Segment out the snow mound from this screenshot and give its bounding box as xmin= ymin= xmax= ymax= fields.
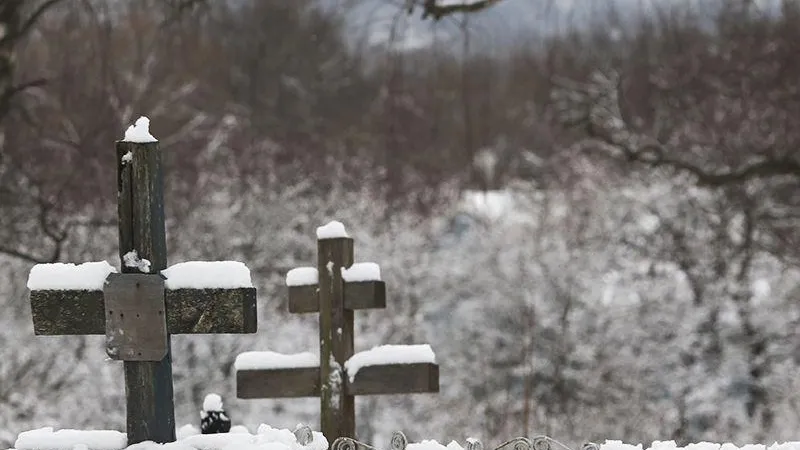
xmin=341 ymin=263 xmax=381 ymax=282
xmin=202 ymin=394 xmax=223 ymax=412
xmin=176 ymin=425 xmax=200 ymax=440
xmin=234 ymin=351 xmax=318 ymax=371
xmin=286 ymin=267 xmax=318 ymax=287
xmin=161 ymin=261 xmax=253 ymax=289
xmin=344 ymin=344 xmax=436 ymax=381
xmin=122 ymin=116 xmax=158 ymax=143
xmin=27 ymin=262 xmax=117 ymax=291
xmin=316 ymin=221 xmax=348 ymax=239
xmin=13 ymin=427 xmax=127 ymax=450
xmin=408 ymin=440 xmax=464 ymax=450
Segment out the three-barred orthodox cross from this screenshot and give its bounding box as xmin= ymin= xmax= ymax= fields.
xmin=236 ymin=221 xmax=439 ymax=445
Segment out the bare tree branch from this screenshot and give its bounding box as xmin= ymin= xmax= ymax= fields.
xmin=0 ymin=0 xmax=65 ymax=47
xmin=407 ymin=0 xmax=505 ymax=21
xmin=553 ymin=72 xmax=800 ymax=188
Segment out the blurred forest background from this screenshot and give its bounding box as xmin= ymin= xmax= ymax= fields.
xmin=1 ymin=0 xmax=799 ymax=448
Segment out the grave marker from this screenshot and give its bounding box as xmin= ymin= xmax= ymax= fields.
xmin=236 ymin=221 xmax=439 ymax=445
xmin=26 ymin=117 xmax=258 ymax=445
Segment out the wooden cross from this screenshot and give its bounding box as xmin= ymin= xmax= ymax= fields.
xmin=26 ymin=122 xmax=257 ymax=445
xmin=236 ymin=222 xmax=439 ymax=445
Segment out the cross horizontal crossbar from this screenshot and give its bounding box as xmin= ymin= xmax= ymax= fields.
xmin=237 ymin=367 xmax=321 ymax=399
xmin=236 ymin=362 xmax=438 ymax=399
xmin=288 ymin=281 xmax=386 ymax=314
xmin=30 ymin=287 xmax=257 ymax=335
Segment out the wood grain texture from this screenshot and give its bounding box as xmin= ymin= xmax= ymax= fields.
xmin=117 ymin=140 xmax=175 ymax=444
xmin=346 ymin=363 xmax=439 ymax=396
xmin=344 ymin=281 xmax=386 ymax=310
xmin=30 ymin=290 xmax=105 ymax=335
xmin=165 ymin=287 xmax=257 ymax=334
xmin=288 ymin=285 xmax=319 ymax=313
xmin=318 ymin=237 xmax=355 ymax=443
xmin=237 ymin=367 xmax=321 ymax=399
xmin=30 ymin=288 xmax=257 ymax=335
xmin=287 ymin=281 xmax=385 ymax=313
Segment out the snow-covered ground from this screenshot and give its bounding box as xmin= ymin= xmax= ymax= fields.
xmin=10 ymin=425 xmax=800 ymax=450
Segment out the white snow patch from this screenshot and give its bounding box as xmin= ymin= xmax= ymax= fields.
xmin=13 ymin=427 xmax=126 ymax=450
xmin=316 ymin=221 xmax=348 ymax=239
xmin=326 ymin=356 xmax=342 ymax=408
xmin=176 ymin=424 xmax=200 ymax=440
xmin=341 ymin=263 xmax=381 ymax=282
xmin=255 ymin=424 xmax=327 ymax=450
xmin=638 ymin=213 xmax=660 ymax=233
xmin=123 ymin=251 xmax=152 ymax=274
xmin=408 ymin=440 xmax=458 ymax=450
xmin=181 ymin=433 xmax=253 ymax=450
xmin=601 ymin=442 xmax=644 ymax=450
xmin=202 ymin=393 xmax=223 ymax=412
xmin=27 ymin=261 xmax=117 ymax=291
xmin=234 ymin=351 xmax=318 ymax=371
xmin=121 ymin=151 xmax=133 ymax=164
xmin=460 ymin=190 xmax=514 ymax=220
xmin=127 ymin=442 xmax=196 ymax=450
xmin=122 ymin=116 xmax=158 ymax=143
xmin=344 ymin=344 xmax=436 ymax=382
xmin=14 ymin=426 xmax=800 ymax=450
xmin=752 ymin=279 xmax=771 ymax=298
xmin=161 ymin=261 xmax=253 ymax=289
xmin=286 ymin=267 xmax=318 ymax=287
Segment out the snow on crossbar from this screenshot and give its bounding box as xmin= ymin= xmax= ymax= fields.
xmin=234 ymin=351 xmax=319 ymax=371
xmin=26 ymin=262 xmax=117 ymax=291
xmin=286 ymin=267 xmax=319 ymax=287
xmin=161 ymin=261 xmax=253 ymax=289
xmin=341 ymin=263 xmax=381 ymax=282
xmin=344 ymin=344 xmax=436 ymax=381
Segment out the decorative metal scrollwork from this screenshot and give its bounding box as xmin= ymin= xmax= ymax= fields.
xmin=331 ymin=436 xmax=381 ymax=450
xmin=531 ymin=436 xmax=551 ymax=450
xmin=331 ymin=431 xmax=590 ymax=450
xmin=332 ymin=437 xmax=360 ymax=450
xmin=390 ymin=431 xmax=408 ymax=450
xmin=497 ymin=437 xmax=534 ymax=450
xmin=293 ymin=424 xmax=313 ymax=446
xmin=531 ymin=435 xmax=581 ymax=450
xmin=466 ymin=438 xmax=484 ymax=450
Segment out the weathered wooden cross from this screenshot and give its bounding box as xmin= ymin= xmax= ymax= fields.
xmin=26 ymin=117 xmax=257 ymax=445
xmin=236 ymin=221 xmax=439 ymax=445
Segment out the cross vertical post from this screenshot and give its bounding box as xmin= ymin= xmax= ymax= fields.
xmin=116 ymin=140 xmax=175 ymax=443
xmin=318 ymin=236 xmax=355 ymax=441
